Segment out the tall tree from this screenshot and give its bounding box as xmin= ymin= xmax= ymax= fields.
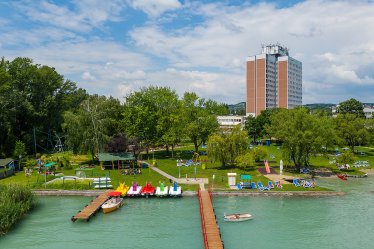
xmin=267 ymin=107 xmax=336 ymax=171
xmin=122 ymin=86 xmax=179 ymax=154
xmin=337 ymin=98 xmax=365 ymax=118
xmin=181 ymin=92 xmax=226 ymax=152
xmin=207 ymin=126 xmax=248 ymax=167
xmin=334 ymin=113 xmax=369 ymax=151
xmin=63 ymin=95 xmax=121 ymax=156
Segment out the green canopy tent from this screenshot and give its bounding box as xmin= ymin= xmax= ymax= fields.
xmin=44 ymin=162 xmax=57 ymax=167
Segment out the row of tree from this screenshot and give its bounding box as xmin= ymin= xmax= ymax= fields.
xmin=1 ymin=57 xmax=228 ymax=158
xmin=208 ymin=103 xmax=373 ymax=171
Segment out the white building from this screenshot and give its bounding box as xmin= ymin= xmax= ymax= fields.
xmin=217 ymin=115 xmax=245 ymax=130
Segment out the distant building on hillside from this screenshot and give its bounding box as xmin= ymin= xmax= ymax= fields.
xmin=246 ymin=44 xmax=302 ymax=116
xmin=331 ymin=104 xmax=373 ymax=118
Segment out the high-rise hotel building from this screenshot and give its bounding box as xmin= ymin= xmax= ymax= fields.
xmin=246 ymin=44 xmax=302 ymax=116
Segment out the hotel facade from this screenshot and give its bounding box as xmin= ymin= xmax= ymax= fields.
xmin=246 ymin=44 xmax=302 ymax=116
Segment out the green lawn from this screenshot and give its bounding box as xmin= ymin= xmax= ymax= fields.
xmin=1 ymin=144 xmax=372 ymax=191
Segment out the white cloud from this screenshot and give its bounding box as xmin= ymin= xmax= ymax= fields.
xmin=127 ymin=0 xmax=182 ymax=17
xmin=129 ymin=0 xmax=374 ymax=103
xmin=14 ymin=0 xmax=126 ymax=32
xmin=82 ymin=71 xmax=96 ymax=80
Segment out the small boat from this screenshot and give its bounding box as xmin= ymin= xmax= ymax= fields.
xmin=169 ymin=182 xmax=182 ymax=197
xmin=141 ymin=182 xmax=155 ymax=197
xmin=224 ymin=213 xmax=253 ymax=222
xmin=127 ymin=182 xmax=142 ymax=196
xmin=337 ymin=174 xmax=347 ymax=181
xmin=102 ymin=192 xmax=124 ymax=214
xmin=155 ymin=182 xmax=169 ymax=197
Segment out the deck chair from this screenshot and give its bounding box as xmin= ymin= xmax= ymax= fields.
xmin=257 ymin=182 xmax=269 ymax=191
xmin=237 ymin=183 xmax=243 ymax=190
xmin=293 ymin=179 xmax=300 ymax=187
xmin=275 ymin=181 xmax=283 ymax=188
xmin=251 ymin=182 xmax=257 ymax=189
xmin=268 ymin=181 xmax=275 ymax=189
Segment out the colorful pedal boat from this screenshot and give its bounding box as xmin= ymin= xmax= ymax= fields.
xmin=141 ymin=182 xmax=155 ymax=196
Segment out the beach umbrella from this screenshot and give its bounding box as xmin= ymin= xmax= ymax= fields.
xmin=280 ymin=160 xmax=283 ymax=175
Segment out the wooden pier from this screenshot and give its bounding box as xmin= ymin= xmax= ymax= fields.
xmin=198 ymin=190 xmax=224 ymax=249
xmin=71 ymin=191 xmax=110 ymax=222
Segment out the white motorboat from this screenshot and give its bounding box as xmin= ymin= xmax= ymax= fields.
xmin=224 ymin=213 xmax=253 ymax=222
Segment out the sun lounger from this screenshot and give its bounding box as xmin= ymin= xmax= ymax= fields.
xmin=257 ymin=182 xmax=269 ymax=191
xmin=268 ymin=181 xmax=274 ymax=189
xmin=275 ymin=181 xmax=283 ymax=188
xmin=251 ymin=182 xmax=257 ymax=189
xmin=293 ymin=179 xmax=300 ymax=187
xmin=237 ymin=183 xmax=242 ymax=190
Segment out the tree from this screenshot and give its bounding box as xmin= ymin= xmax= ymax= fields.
xmin=337 ymin=98 xmax=365 ymax=118
xmin=235 ymin=151 xmax=254 ymax=169
xmin=267 ymin=107 xmax=336 ymax=171
xmin=182 ymin=92 xmax=226 ymax=152
xmin=207 ymin=126 xmax=248 ymax=167
xmin=0 ymin=57 xmax=86 ymax=156
xmin=122 ymin=86 xmax=179 ymax=155
xmin=63 ymin=95 xmax=122 ymax=157
xmin=251 ymin=146 xmax=268 ymax=162
xmin=244 ymin=108 xmax=279 ymax=142
xmin=334 ymin=114 xmax=369 ymax=151
xmin=337 ymin=150 xmax=355 ymax=166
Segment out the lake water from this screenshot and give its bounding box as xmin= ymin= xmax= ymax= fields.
xmin=1 ymin=177 xmax=373 ymax=249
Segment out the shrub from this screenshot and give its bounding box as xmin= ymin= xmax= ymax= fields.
xmin=0 ymin=184 xmax=34 ymax=236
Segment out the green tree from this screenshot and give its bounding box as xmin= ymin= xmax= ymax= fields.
xmin=244 ymin=109 xmax=279 ymax=142
xmin=267 ymin=107 xmax=336 ymax=171
xmin=235 ymin=151 xmax=254 ymax=169
xmin=63 ymin=95 xmax=121 ymax=156
xmin=207 ymin=126 xmax=248 ymax=167
xmin=337 ymin=98 xmax=365 ymax=118
xmin=182 ymin=92 xmax=226 ymax=152
xmin=13 ymin=140 xmax=26 ymax=159
xmin=251 ymin=146 xmax=268 ymax=162
xmin=123 ymin=86 xmax=179 ymax=155
xmin=337 ymin=150 xmax=356 ymax=166
xmin=334 ymin=114 xmax=369 ymax=151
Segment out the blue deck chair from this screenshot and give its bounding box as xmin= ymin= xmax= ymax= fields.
xmin=293 ymin=179 xmax=300 ymax=187
xmin=257 ymin=182 xmax=269 ymax=191
xmin=268 ymin=181 xmax=275 ymax=189
xmin=251 ymin=182 xmax=257 ymax=189
xmin=237 ymin=183 xmax=243 ymax=190
xmin=275 ymin=181 xmax=283 ymax=188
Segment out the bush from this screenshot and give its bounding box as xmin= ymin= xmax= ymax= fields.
xmin=252 ymin=146 xmax=268 ymax=162
xmin=0 ymin=184 xmax=34 ymax=236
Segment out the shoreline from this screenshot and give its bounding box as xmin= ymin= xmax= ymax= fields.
xmin=32 ymin=189 xmax=345 ymax=197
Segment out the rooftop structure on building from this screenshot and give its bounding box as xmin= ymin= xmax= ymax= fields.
xmin=246 ymin=44 xmax=302 ymax=117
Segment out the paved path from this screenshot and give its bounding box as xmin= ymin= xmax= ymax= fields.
xmin=263 ymin=174 xmax=292 ymax=184
xmin=148 ymin=164 xmax=208 ymax=190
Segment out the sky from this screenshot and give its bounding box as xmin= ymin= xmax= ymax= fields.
xmin=1 ymin=0 xmax=374 ymax=105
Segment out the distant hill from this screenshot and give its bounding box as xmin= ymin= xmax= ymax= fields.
xmin=303 ymin=103 xmax=335 ymax=109
xmin=227 ymin=102 xmax=246 ymax=115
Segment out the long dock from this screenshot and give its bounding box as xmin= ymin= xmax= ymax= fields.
xmin=198 ymin=190 xmax=224 ymax=249
xmin=71 ymin=191 xmax=110 ymax=222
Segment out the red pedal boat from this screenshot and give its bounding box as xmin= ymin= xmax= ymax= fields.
xmin=141 ymin=182 xmax=155 ymax=196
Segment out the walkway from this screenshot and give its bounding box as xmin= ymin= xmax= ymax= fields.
xmin=149 ymin=165 xmax=209 ymax=190
xmin=71 ymin=191 xmax=110 ymax=222
xmin=198 ymin=190 xmax=224 ymax=249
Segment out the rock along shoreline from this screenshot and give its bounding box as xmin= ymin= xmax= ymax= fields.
xmin=32 ymin=189 xmax=345 ymax=197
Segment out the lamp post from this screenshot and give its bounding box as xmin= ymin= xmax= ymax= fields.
xmin=18 ymin=154 xmax=21 ymax=171
xmin=177 ymin=159 xmax=181 ymax=178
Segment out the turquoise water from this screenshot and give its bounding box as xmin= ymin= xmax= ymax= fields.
xmin=0 ymin=197 xmax=203 ymax=249
xmin=215 ymin=177 xmax=374 ymax=249
xmin=1 ymin=177 xmax=373 ymax=249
